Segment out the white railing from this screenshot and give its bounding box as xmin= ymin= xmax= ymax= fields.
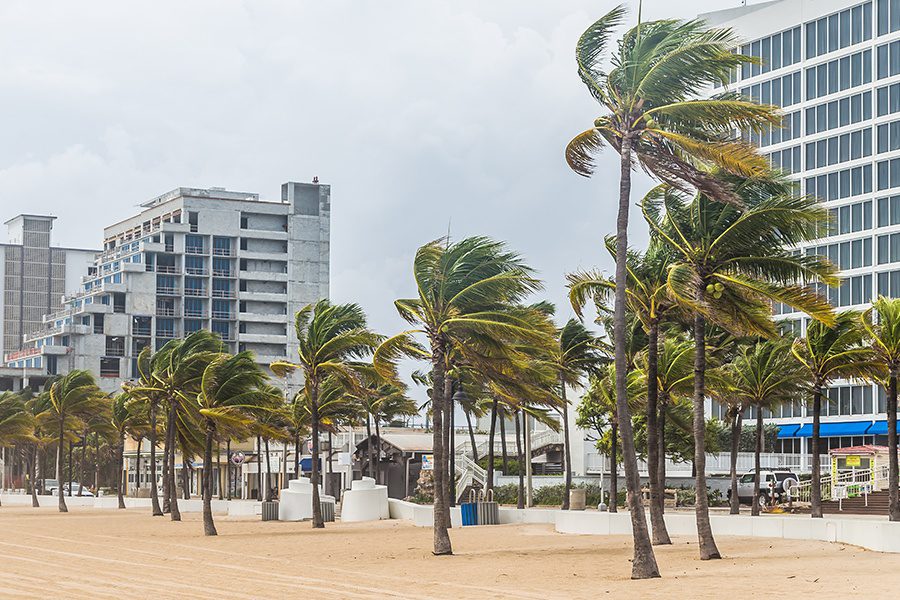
xmin=792 ymin=464 xmax=890 ymax=503
xmin=455 ymin=429 xmax=563 ymax=460
xmin=584 ymin=451 xmax=830 ymax=476
xmin=455 ymin=454 xmax=487 ymax=499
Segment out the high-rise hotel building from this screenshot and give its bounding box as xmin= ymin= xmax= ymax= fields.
xmin=4 ymin=182 xmax=330 ymax=393
xmin=702 ymin=0 xmax=900 ymax=458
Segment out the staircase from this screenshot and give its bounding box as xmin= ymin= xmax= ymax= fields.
xmin=822 ymin=490 xmax=890 ymax=515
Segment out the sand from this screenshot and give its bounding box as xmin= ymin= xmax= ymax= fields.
xmin=0 ymin=506 xmax=896 ymax=599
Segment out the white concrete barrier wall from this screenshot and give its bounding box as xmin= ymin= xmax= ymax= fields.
xmin=388 ymin=499 xmax=900 ymax=554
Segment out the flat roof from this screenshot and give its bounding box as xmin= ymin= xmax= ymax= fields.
xmin=4 ymin=214 xmax=57 ymax=225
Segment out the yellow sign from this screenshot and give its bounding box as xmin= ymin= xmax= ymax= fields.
xmin=846 ymin=455 xmax=861 ymax=467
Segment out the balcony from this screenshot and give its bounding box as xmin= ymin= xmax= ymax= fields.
xmin=133 ymin=327 xmax=151 ymax=337
xmin=164 ymin=244 xmax=175 ymax=253
xmin=155 ymin=265 xmax=179 ymax=274
xmin=156 ymin=307 xmax=176 ymax=317
xmin=211 ymin=311 xmax=233 ymax=320
xmin=156 ymin=287 xmax=179 ymax=296
xmin=212 ymin=247 xmax=235 ymax=257
xmin=185 ymin=267 xmax=208 ymax=276
xmin=156 ymin=329 xmax=177 ymax=339
xmin=184 ymin=288 xmax=207 ymax=297
xmin=104 ymin=348 xmax=126 ymax=357
xmin=212 ymin=269 xmax=234 ymax=277
xmin=185 ymin=246 xmax=206 ymax=255
xmin=183 ymin=309 xmax=208 ymax=318
xmin=211 ymin=289 xmax=236 ymax=299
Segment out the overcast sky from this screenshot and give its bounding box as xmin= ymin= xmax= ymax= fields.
xmin=1 ymin=0 xmax=736 ymax=404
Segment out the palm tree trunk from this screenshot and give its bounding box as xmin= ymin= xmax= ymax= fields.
xmin=657 ymin=396 xmax=667 ymax=515
xmin=182 ymin=458 xmax=191 ymax=500
xmin=264 ymin=437 xmax=272 ymax=502
xmin=729 ymin=409 xmax=743 ymax=515
xmin=57 ymin=421 xmax=67 ymax=513
xmin=293 ymin=433 xmax=300 ymax=481
xmin=93 ymin=435 xmax=99 ymax=494
xmin=430 ymin=338 xmax=452 ymax=555
xmin=811 ymin=386 xmax=823 ymax=519
xmin=217 ymin=440 xmax=223 ymax=500
xmin=515 ymin=410 xmax=524 ymax=509
xmin=486 ymin=398 xmax=498 ymax=494
xmin=366 ymin=415 xmax=375 ymax=479
xmin=78 ymin=432 xmax=86 ymax=496
xmin=613 ymin=134 xmax=659 ymax=579
xmin=203 ymin=422 xmax=217 ymax=536
xmin=375 ymin=418 xmax=383 ymax=486
xmin=148 ymin=401 xmax=162 ymax=516
xmin=226 ymin=438 xmax=232 ymax=500
xmin=464 ymin=410 xmax=479 ymax=462
xmin=751 ymin=408 xmax=763 ymax=517
xmin=256 ymin=435 xmax=262 ymax=500
xmin=692 ymin=311 xmax=720 ymax=560
xmin=499 ymin=413 xmax=509 ymax=475
xmin=444 ymin=377 xmax=454 ymax=514
xmin=117 ymin=434 xmax=126 ymax=509
xmin=167 ymin=404 xmax=181 ymax=521
xmin=162 ymin=415 xmax=171 ymax=513
xmin=646 ymin=321 xmax=670 ymax=544
xmin=561 ymin=381 xmax=573 ymax=511
xmin=609 ymin=421 xmax=618 ymax=514
xmin=310 ymin=380 xmax=324 ymax=529
xmin=889 ymin=375 xmax=899 ymax=521
xmin=135 ymin=437 xmax=142 ymax=497
xmin=67 ymin=442 xmax=73 ymax=497
xmin=30 ymin=446 xmax=39 ymax=508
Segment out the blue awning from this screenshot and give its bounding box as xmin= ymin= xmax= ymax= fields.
xmin=866 ymin=420 xmax=900 ymax=435
xmin=794 ymin=421 xmax=873 ymax=438
xmin=777 ymin=424 xmax=801 ymax=439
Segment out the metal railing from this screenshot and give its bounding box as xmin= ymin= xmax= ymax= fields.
xmin=185 ymin=246 xmax=205 ymax=255
xmin=156 ymin=286 xmax=178 ymax=295
xmin=156 ymin=330 xmax=176 ymax=339
xmin=455 ymin=454 xmax=487 ymax=499
xmin=104 ymin=348 xmax=126 ymax=357
xmin=183 ymin=309 xmax=207 ymax=318
xmin=185 ymin=267 xmax=208 ymax=275
xmin=212 ymin=269 xmax=234 ymax=277
xmin=211 ymin=289 xmax=235 ymax=298
xmin=455 ymin=429 xmax=563 ymax=460
xmin=212 ymin=248 xmax=235 ymax=257
xmin=211 ymin=311 xmax=233 ymax=320
xmin=184 ymin=288 xmax=206 ymax=297
xmin=156 ymin=307 xmax=176 ymax=316
xmin=792 ymin=464 xmax=890 ymax=503
xmin=583 ymin=451 xmax=831 ymax=476
xmin=156 ymin=265 xmax=178 ymax=273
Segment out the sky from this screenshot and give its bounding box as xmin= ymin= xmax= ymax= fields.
xmin=0 ymin=0 xmax=736 ymax=406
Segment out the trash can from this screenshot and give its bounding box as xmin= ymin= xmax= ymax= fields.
xmin=477 ymin=489 xmax=500 ymax=525
xmin=569 ymin=488 xmax=586 ymax=511
xmin=261 ymin=501 xmax=279 ymax=521
xmin=461 ymin=501 xmax=478 ymax=526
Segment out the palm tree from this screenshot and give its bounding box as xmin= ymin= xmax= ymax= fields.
xmin=375 ymin=237 xmax=549 ymax=555
xmin=552 ymin=319 xmax=604 ymax=510
xmin=272 ymin=299 xmax=379 ymax=529
xmin=42 ymin=370 xmax=107 ymax=513
xmin=860 ymin=297 xmax=900 ymax=521
xmin=197 ymin=351 xmax=276 ymax=535
xmin=792 ymin=312 xmax=876 ymax=518
xmin=0 ymin=391 xmax=35 ymax=506
xmin=134 ymin=331 xmax=222 ymax=520
xmin=645 ymin=176 xmax=837 ymax=558
xmin=568 ymin=239 xmax=676 ymax=543
xmin=23 ymin=390 xmax=52 ymax=507
xmin=128 ymin=348 xmax=165 ymax=516
xmin=110 ymin=392 xmax=148 ymax=509
xmin=727 ymin=340 xmax=805 ymax=515
xmin=566 ymin=7 xmax=780 ymax=575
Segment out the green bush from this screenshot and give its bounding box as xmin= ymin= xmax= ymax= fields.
xmin=489 ymin=483 xmax=617 ymax=507
xmin=476 ymin=456 xmax=522 ymax=476
xmin=673 ymin=486 xmax=727 ymax=507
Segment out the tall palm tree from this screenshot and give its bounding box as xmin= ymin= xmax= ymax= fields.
xmin=135 ymin=331 xmax=222 ymax=520
xmin=197 ymin=351 xmax=276 ymax=535
xmin=792 ymin=312 xmax=876 ymax=518
xmin=110 ymin=392 xmax=147 ymax=509
xmin=568 ymin=238 xmax=676 ymax=543
xmin=860 ymin=297 xmax=900 ymax=521
xmin=23 ymin=390 xmax=52 ymax=507
xmin=0 ymin=391 xmax=35 ymax=507
xmin=727 ymin=340 xmax=805 ymax=515
xmin=128 ymin=348 xmax=165 ymax=516
xmin=272 ymin=299 xmax=379 ymax=529
xmin=375 ymin=236 xmax=549 ymax=555
xmin=552 ymin=319 xmax=604 ymax=510
xmin=645 ymin=176 xmax=836 ymax=558
xmin=566 ymin=7 xmax=779 ymax=575
xmin=41 ymin=370 xmax=107 ymax=513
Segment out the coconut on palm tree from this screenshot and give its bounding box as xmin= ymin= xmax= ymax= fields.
xmin=272 ymin=299 xmax=379 ymax=529
xmin=644 ymin=175 xmax=836 ymax=557
xmin=726 ymin=340 xmax=805 ymax=515
xmin=792 ymin=312 xmax=876 ymax=518
xmin=860 ymin=297 xmax=900 ymax=521
xmin=375 ymin=236 xmax=550 ymax=555
xmin=567 ymin=7 xmax=778 ymax=571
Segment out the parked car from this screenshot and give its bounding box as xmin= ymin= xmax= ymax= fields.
xmin=41 ymin=479 xmax=59 ymax=495
xmin=729 ymin=470 xmax=799 ymax=508
xmin=49 ymin=482 xmax=94 ymax=497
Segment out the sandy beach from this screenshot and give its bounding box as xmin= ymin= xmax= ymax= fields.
xmin=0 ymin=506 xmax=897 ymax=599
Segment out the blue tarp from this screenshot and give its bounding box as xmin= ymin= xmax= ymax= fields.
xmin=865 ymin=420 xmax=900 ymax=435
xmin=776 ymin=424 xmax=801 ymax=439
xmin=794 ymin=421 xmax=873 ymax=438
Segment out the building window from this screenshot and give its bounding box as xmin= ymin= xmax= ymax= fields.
xmin=805 ymin=127 xmax=872 ymax=169
xmin=806 ymin=49 xmax=872 ymax=100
